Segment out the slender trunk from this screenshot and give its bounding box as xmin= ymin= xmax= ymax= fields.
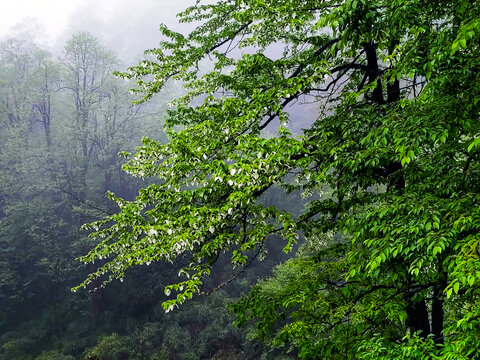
xmin=43 ymin=98 xmax=52 ymax=148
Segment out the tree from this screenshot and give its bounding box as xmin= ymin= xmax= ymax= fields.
xmin=76 ymin=0 xmax=480 ymax=358
xmin=61 ymin=33 xmax=121 ymax=205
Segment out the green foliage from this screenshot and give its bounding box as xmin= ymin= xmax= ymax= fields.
xmin=73 ymin=0 xmax=480 ymax=358
xmin=83 ymin=334 xmax=132 ymax=360
xmin=35 ymin=351 xmax=75 ymax=360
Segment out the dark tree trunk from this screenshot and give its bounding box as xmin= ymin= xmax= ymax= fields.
xmin=387 ymin=78 xmax=400 ymax=103
xmin=363 ymin=42 xmax=384 ymax=104
xmin=387 ymin=42 xmax=401 ymax=103
xmin=406 ymin=299 xmax=431 ymax=338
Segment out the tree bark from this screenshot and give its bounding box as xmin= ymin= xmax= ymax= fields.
xmin=406 ymin=299 xmax=431 ymax=338
xmin=363 ymin=42 xmax=384 ymax=104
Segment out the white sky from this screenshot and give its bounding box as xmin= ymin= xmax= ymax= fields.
xmin=0 ymin=0 xmax=194 ymax=61
xmin=0 ymin=0 xmax=85 ymax=40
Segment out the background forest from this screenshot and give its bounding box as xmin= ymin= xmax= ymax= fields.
xmin=0 ymin=28 xmax=293 ymax=359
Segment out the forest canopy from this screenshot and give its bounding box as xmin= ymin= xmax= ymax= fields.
xmin=76 ymin=0 xmax=480 ymax=358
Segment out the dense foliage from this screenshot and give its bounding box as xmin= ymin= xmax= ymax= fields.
xmin=75 ymin=0 xmax=480 ymax=358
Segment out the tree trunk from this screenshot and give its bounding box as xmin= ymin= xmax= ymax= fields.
xmin=363 ymin=42 xmax=384 ymax=104
xmin=406 ymin=299 xmax=431 ymax=338
xmin=431 ymin=291 xmax=444 ymax=343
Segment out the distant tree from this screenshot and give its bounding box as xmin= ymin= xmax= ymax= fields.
xmin=60 ymin=33 xmax=153 ymax=205
xmin=28 ymin=50 xmax=59 ymax=150
xmin=76 ymin=0 xmax=480 ymax=358
xmin=61 ymin=33 xmax=120 ymax=204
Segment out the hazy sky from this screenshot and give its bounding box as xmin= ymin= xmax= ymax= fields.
xmin=0 ymin=0 xmax=84 ymax=39
xmin=0 ymin=0 xmax=193 ymax=61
